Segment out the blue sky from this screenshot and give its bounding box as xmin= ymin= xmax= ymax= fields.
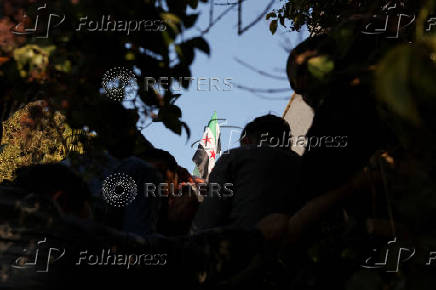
xmin=142 ymin=1 xmax=308 ymax=170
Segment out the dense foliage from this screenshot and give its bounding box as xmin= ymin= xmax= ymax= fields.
xmin=0 ymin=0 xmax=210 ymax=179
xmin=267 ymin=1 xmax=436 ymax=289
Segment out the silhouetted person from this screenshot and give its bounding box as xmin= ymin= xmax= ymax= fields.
xmin=193 ymin=114 xmax=302 ymax=230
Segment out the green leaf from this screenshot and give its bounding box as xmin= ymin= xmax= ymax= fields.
xmin=0 ymin=144 xmax=8 ymax=154
xmin=171 ymin=64 xmax=192 ymax=89
xmin=162 ymin=31 xmax=175 ymax=46
xmin=125 ymin=52 xmax=135 ymax=61
xmin=13 ymin=44 xmax=56 ymax=76
xmin=266 ymin=12 xmax=276 ymax=20
xmin=158 ymin=105 xmax=183 ymax=135
xmin=54 ymin=60 xmax=72 ymax=72
xmin=307 ymin=55 xmax=334 ymax=80
xmin=188 ymin=0 xmax=199 ymax=9
xmin=181 ymin=121 xmax=191 ymax=140
xmin=270 ymin=19 xmax=278 ymax=35
xmin=168 ymin=94 xmax=182 ymax=105
xmin=161 ymin=13 xmax=181 ymax=24
xmin=279 ymin=15 xmax=285 ymax=26
xmin=376 ymin=45 xmax=421 ymax=125
xmin=159 ymin=105 xmax=182 ymax=120
xmin=183 ymin=14 xmax=199 ymax=28
xmin=175 ymin=44 xmax=183 ymax=58
xmin=161 ymin=13 xmax=181 ymax=34
xmin=186 ymin=37 xmax=210 ymax=55
xmin=179 ymin=43 xmax=195 ymax=65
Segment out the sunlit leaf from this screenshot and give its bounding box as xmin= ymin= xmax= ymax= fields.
xmin=376 ymin=45 xmax=421 ymax=125
xmin=186 ymin=37 xmax=210 ymax=55
xmin=307 ymin=55 xmax=334 ymax=80
xmin=188 ymin=0 xmax=199 ymax=9
xmin=270 ymin=19 xmax=278 ymax=35
xmin=266 ymin=12 xmax=276 ymax=20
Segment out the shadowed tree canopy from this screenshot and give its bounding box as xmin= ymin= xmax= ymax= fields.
xmin=0 ymin=0 xmax=210 ymax=177
xmin=262 ymin=1 xmax=436 ymax=290
xmin=268 ymin=0 xmax=436 ymax=184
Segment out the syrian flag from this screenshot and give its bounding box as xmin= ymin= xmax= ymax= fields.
xmin=192 ymin=112 xmax=221 ymax=180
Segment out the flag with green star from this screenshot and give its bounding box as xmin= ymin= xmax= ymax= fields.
xmin=192 ymin=112 xmax=221 ymax=179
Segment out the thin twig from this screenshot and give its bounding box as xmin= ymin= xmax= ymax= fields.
xmin=238 ymin=0 xmax=242 ymax=34
xmin=238 ymin=0 xmax=275 ymax=35
xmin=200 ymin=0 xmax=248 ymax=36
xmin=214 ymin=1 xmax=238 ymax=5
xmin=209 ymin=0 xmax=214 ymax=30
xmin=234 ymin=57 xmax=288 ymax=80
xmin=233 ymin=83 xmax=291 ymax=94
xmin=251 ymin=92 xmax=291 ymax=100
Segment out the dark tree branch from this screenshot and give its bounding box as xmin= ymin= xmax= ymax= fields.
xmin=251 ymin=92 xmax=291 ymax=100
xmin=234 ymin=57 xmax=288 ymax=80
xmin=238 ymin=0 xmax=242 ymax=34
xmin=279 ymin=34 xmax=294 ymax=53
xmin=214 ymin=1 xmax=238 ymax=5
xmin=233 ymin=83 xmax=291 ymax=94
xmin=273 ymin=67 xmax=286 ymax=73
xmin=200 ymin=0 xmax=244 ymax=35
xmin=209 ymin=0 xmax=214 ymax=30
xmin=238 ymin=0 xmax=275 ymax=35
